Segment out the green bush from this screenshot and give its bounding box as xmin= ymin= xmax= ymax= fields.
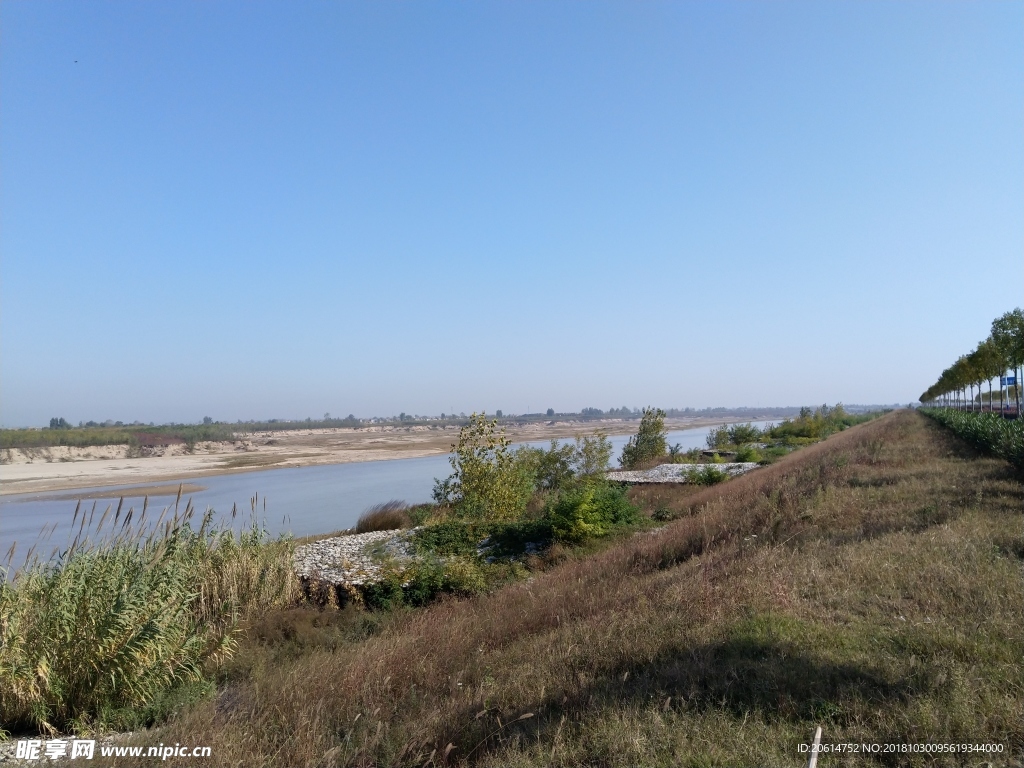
xmin=362 ymin=557 xmax=489 ymax=610
xmin=767 ymin=404 xmax=875 ymax=441
xmin=548 ymin=484 xmax=640 ymax=545
xmin=411 ymin=521 xmax=481 ymax=557
xmin=727 ymin=423 xmax=763 ymax=444
xmin=706 ymin=425 xmax=730 ymax=450
xmin=734 ymin=444 xmax=761 ymax=462
xmin=514 ymin=432 xmax=614 ymax=492
xmin=406 ymin=504 xmax=435 ymax=527
xmin=685 ymin=465 xmax=729 ymax=486
xmin=515 ymin=440 xmax=576 ymax=490
xmin=758 ymin=446 xmax=790 ymax=463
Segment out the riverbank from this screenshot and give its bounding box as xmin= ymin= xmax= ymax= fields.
xmin=128 ymin=409 xmax=1023 ymax=766
xmin=0 ymin=416 xmax=767 ymax=496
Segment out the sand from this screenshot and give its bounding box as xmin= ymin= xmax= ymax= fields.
xmin=0 ymin=417 xmax=754 ymax=497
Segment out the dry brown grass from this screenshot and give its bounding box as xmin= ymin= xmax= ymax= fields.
xmin=131 ymin=411 xmax=1023 ymax=767
xmin=356 ymin=501 xmax=414 ymax=533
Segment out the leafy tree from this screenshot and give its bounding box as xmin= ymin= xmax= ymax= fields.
xmin=546 ymin=408 xmax=555 ymax=417
xmin=620 ymin=407 xmax=667 ymax=469
xmin=991 ymin=309 xmax=1024 ymax=416
xmin=728 ymin=423 xmax=762 ymax=445
xmin=432 ymin=413 xmax=533 ymax=521
xmin=573 ymin=432 xmax=613 ymax=477
xmin=48 ymin=417 xmax=70 ymax=430
xmin=517 ymin=441 xmax=576 ymax=490
xmin=516 ymin=432 xmax=614 ymax=491
xmin=974 ymin=339 xmax=1002 ymax=412
xmin=706 ymin=425 xmax=730 ymax=450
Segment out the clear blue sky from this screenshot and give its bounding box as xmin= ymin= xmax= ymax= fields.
xmin=1 ymin=1 xmax=1021 ymax=427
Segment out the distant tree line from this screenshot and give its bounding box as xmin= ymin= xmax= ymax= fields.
xmin=920 ymin=308 xmax=1023 ymax=416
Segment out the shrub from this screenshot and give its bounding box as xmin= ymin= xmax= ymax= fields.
xmin=355 ymin=500 xmax=412 ymax=533
xmin=767 ymin=403 xmax=874 ymax=442
xmin=728 ymin=422 xmax=762 ymax=444
xmin=362 ymin=557 xmax=489 ymax=610
xmin=686 ymin=465 xmax=729 ymax=485
xmin=405 ymin=504 xmax=436 ymax=527
xmin=620 ymin=407 xmax=667 ymax=469
xmin=734 ymin=444 xmax=761 ymax=462
xmin=548 ymin=484 xmax=640 ymax=545
xmin=573 ymin=432 xmax=614 ymax=477
xmin=411 ymin=521 xmax=481 ymax=557
xmin=759 ymin=446 xmax=790 ymax=464
xmin=515 ymin=432 xmax=614 ymax=491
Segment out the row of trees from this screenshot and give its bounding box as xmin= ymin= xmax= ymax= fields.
xmin=920 ymin=308 xmax=1023 ymax=416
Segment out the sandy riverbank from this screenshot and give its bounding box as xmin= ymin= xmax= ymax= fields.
xmin=0 ymin=416 xmax=765 ymax=496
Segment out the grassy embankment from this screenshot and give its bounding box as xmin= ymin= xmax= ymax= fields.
xmin=115 ymin=409 xmax=1022 ymax=766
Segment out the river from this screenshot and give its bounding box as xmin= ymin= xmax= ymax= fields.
xmin=0 ymin=421 xmax=776 ymax=561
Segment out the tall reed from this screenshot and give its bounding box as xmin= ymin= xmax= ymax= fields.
xmin=0 ymin=491 xmax=296 ymax=733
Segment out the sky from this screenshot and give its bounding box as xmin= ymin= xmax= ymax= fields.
xmin=1 ymin=1 xmax=1021 ymax=427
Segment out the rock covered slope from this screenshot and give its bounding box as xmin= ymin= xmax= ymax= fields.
xmin=606 ymin=462 xmax=759 ymax=483
xmin=293 ymin=529 xmax=416 ymax=585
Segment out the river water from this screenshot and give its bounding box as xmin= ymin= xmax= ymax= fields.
xmin=0 ymin=421 xmax=776 ymax=561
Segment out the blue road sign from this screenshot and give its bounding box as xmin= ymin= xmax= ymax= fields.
xmin=1001 ymin=376 xmax=1017 ymax=386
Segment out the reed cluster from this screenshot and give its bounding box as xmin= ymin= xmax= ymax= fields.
xmin=0 ymin=492 xmax=297 ymax=734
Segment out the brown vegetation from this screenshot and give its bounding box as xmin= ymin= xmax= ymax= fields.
xmin=356 ymin=501 xmax=414 ymax=533
xmin=132 ymin=411 xmax=1023 ymax=766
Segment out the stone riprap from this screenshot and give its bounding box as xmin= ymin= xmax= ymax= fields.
xmin=293 ymin=529 xmax=415 ymax=586
xmin=606 ymin=463 xmax=759 ymax=484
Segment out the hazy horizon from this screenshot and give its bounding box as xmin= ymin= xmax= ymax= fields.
xmin=2 ymin=2 xmax=1021 ymax=427
xmin=6 ymin=403 xmax=911 ymax=431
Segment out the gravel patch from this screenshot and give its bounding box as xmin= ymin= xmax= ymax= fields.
xmin=606 ymin=463 xmax=759 ymax=483
xmin=292 ymin=529 xmax=416 ymax=586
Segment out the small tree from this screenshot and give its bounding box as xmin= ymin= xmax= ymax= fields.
xmin=432 ymin=413 xmax=533 ymax=521
xmin=706 ymin=425 xmax=729 ymax=450
xmin=620 ymin=407 xmax=667 ymax=469
xmin=573 ymin=432 xmax=613 ymax=477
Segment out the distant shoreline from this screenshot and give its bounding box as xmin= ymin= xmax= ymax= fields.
xmin=0 ymin=415 xmax=778 ymax=498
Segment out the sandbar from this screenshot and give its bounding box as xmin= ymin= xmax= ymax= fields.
xmin=0 ymin=416 xmax=768 ymax=497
